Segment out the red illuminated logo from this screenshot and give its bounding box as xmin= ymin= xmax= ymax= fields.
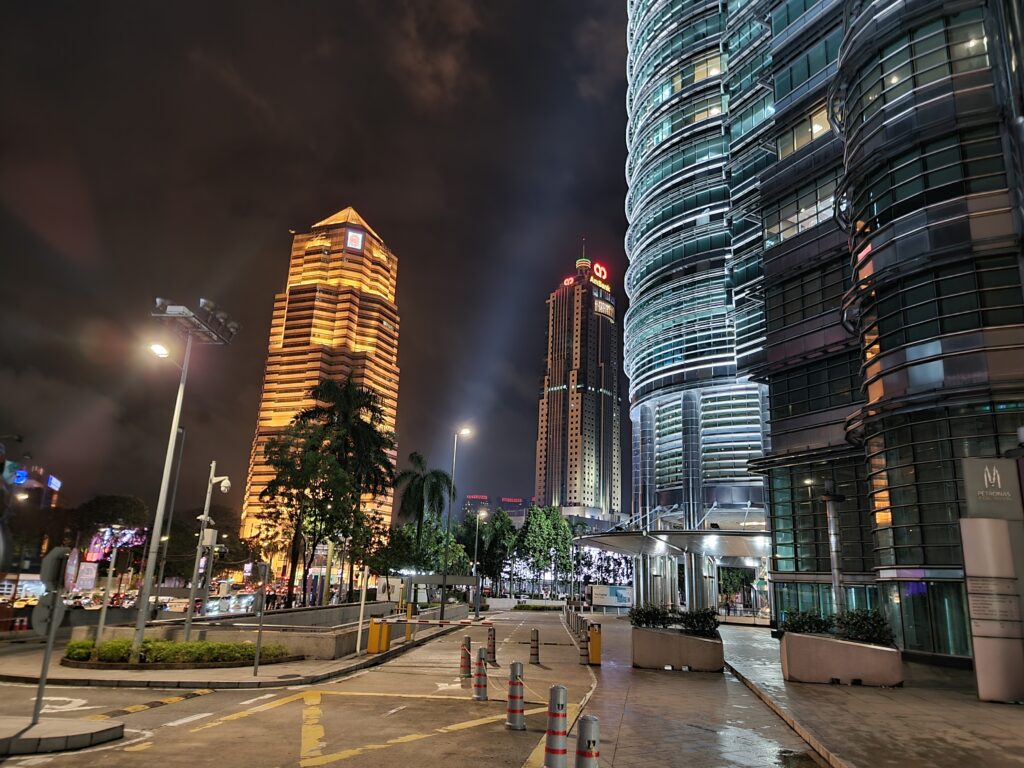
xmin=593 ymin=263 xmax=608 ymax=280
xmin=562 ymin=277 xmax=574 ymax=286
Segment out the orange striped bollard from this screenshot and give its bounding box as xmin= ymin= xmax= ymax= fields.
xmin=544 ymin=684 xmax=568 ymax=768
xmin=574 ymin=715 xmax=600 ymax=768
xmin=505 ymin=661 xmax=526 ymax=730
xmin=473 ymin=647 xmax=488 ymax=701
xmin=460 ymin=635 xmax=472 ymax=678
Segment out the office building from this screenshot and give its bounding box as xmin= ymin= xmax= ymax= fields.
xmin=241 ymin=207 xmax=400 ymax=540
xmin=535 ymin=256 xmax=622 ymax=523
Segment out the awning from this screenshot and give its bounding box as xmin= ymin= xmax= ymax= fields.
xmin=577 ymin=529 xmax=770 ymax=559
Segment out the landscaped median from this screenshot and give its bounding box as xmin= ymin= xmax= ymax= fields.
xmin=61 ymin=639 xmax=302 ymax=670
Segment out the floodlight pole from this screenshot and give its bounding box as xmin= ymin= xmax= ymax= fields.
xmin=129 ymin=333 xmax=193 ymax=662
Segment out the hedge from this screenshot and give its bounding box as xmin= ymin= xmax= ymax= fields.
xmin=65 ymin=639 xmax=290 ymax=664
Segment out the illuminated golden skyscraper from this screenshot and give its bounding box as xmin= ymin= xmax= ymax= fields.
xmin=241 ymin=207 xmax=400 ymax=540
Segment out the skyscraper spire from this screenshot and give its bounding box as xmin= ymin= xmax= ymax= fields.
xmin=576 ymin=236 xmax=591 ymax=271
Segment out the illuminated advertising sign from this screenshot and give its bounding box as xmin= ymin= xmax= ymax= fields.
xmin=84 ymin=527 xmax=149 ymax=562
xmin=500 ymin=497 xmax=523 ymax=504
xmin=590 ymin=276 xmax=611 ymax=292
xmin=466 ymin=494 xmax=488 ymax=500
xmin=47 ymin=475 xmax=62 ymax=492
xmin=593 ymin=263 xmax=608 ymax=280
xmin=562 ymin=277 xmax=574 ymax=286
xmin=13 ymin=469 xmax=28 ymax=484
xmin=346 ymin=230 xmax=364 ymax=251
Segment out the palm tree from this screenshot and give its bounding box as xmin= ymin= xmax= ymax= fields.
xmin=394 ymin=451 xmax=453 ymax=564
xmin=297 ymin=377 xmax=396 ymax=597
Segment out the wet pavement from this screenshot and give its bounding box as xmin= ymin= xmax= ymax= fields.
xmin=721 ymin=625 xmax=1024 ymax=768
xmin=577 ymin=616 xmax=823 ymax=767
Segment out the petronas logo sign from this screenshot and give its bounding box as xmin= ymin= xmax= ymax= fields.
xmin=963 ymin=458 xmax=1022 ymax=518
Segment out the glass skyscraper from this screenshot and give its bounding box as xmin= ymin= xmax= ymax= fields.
xmin=624 ymin=0 xmax=1024 ymax=659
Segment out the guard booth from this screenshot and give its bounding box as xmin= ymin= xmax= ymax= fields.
xmin=401 ymin=573 xmax=480 ymax=607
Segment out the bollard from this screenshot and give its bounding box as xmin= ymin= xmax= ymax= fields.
xmin=574 ymin=715 xmax=600 ymax=768
xmin=544 ymin=685 xmax=569 ymax=768
xmin=405 ymin=602 xmax=414 ymax=642
xmin=578 ymin=620 xmax=589 ymax=665
xmin=473 ymin=647 xmax=489 ymax=701
xmin=530 ymin=627 xmax=540 ymax=664
xmin=368 ymin=618 xmax=383 ymax=654
xmin=587 ymin=623 xmax=601 ymax=666
xmin=505 ymin=661 xmax=526 ymax=730
xmin=460 ymin=635 xmax=472 ymax=679
xmin=487 ymin=625 xmax=497 ymax=665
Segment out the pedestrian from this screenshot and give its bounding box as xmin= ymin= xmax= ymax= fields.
xmin=725 ymin=599 xmax=732 ymax=616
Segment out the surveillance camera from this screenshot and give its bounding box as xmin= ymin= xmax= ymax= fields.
xmin=199 ymin=298 xmax=217 ymax=313
xmin=155 ymin=298 xmax=169 ymax=312
xmin=220 ymin=478 xmax=232 ymax=494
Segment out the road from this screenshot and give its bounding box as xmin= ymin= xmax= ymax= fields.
xmin=0 ymin=611 xmax=595 ymax=768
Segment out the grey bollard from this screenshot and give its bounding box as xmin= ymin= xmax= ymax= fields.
xmin=473 ymin=647 xmax=488 ymax=701
xmin=530 ymin=627 xmax=540 ymax=664
xmin=460 ymin=635 xmax=472 ymax=678
xmin=579 ymin=620 xmax=589 ymax=665
xmin=487 ymin=625 xmax=497 ymax=665
xmin=574 ymin=715 xmax=600 ymax=768
xmin=505 ymin=661 xmax=526 ymax=730
xmin=544 ymin=684 xmax=568 ymax=768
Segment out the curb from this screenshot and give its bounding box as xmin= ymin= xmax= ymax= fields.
xmin=0 ymin=625 xmax=461 ymax=690
xmin=724 ymin=661 xmax=857 ymax=768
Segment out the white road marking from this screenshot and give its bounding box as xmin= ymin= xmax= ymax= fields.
xmin=383 ymin=705 xmax=407 ymax=716
xmin=163 ymin=712 xmax=212 ymax=727
xmin=7 ymin=729 xmax=154 ymax=764
xmin=238 ymin=693 xmax=278 ymax=706
xmin=39 ymin=696 xmax=100 ymax=713
xmin=434 ymin=681 xmax=463 ymax=691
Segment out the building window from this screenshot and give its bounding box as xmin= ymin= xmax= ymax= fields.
xmin=777 ymin=104 xmax=831 ymax=159
xmin=768 ymin=351 xmax=862 ymax=418
xmin=766 ymin=256 xmax=848 ymax=327
xmin=730 ymin=95 xmax=774 ymax=142
xmin=774 ymin=26 xmax=842 ymax=100
xmin=845 ymin=9 xmax=989 ymax=131
xmin=850 ymin=125 xmax=1007 ymax=248
xmin=763 ymin=168 xmax=839 ymax=247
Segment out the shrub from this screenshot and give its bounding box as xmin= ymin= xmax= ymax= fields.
xmin=512 ymin=604 xmax=562 ymax=611
xmin=833 ymin=609 xmax=895 ymax=646
xmin=674 ymin=608 xmax=719 ymax=639
xmin=780 ymin=610 xmax=831 ymax=635
xmin=628 ymin=603 xmax=673 ymax=628
xmin=95 ymin=639 xmax=133 ymax=663
xmin=64 ymin=640 xmax=94 ymax=661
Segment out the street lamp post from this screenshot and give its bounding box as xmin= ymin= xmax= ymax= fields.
xmin=184 ymin=460 xmax=230 ymax=641
xmin=153 ymin=426 xmax=185 ymax=613
xmin=439 ymin=427 xmax=471 ymax=620
xmin=130 ymin=298 xmax=238 ymax=662
xmin=473 ymin=508 xmax=487 ymax=620
xmin=94 ymin=525 xmax=123 ymax=649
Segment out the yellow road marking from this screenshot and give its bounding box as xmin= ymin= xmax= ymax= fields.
xmin=301 ymin=693 xmax=325 ymax=759
xmin=190 ymin=692 xmax=307 ymax=732
xmin=123 ymin=741 xmax=153 ymax=751
xmin=299 ymin=706 xmax=547 ymax=768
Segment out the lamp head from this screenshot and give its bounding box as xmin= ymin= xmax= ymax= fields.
xmin=150 ymin=343 xmax=170 ymax=358
xmin=219 ymin=478 xmax=231 ymax=494
xmin=458 ymin=427 xmax=472 ymax=437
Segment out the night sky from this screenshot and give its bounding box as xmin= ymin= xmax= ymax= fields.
xmin=0 ymin=1 xmax=629 ymax=517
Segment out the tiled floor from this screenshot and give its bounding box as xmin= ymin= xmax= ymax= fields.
xmin=577 ymin=618 xmax=821 ymax=767
xmin=721 ymin=626 xmax=1024 ymax=768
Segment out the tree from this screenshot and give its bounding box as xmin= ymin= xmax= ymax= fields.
xmin=393 ymin=451 xmax=453 ymax=564
xmin=719 ymin=566 xmax=754 ymax=601
xmin=516 ymin=506 xmax=553 ymax=593
xmin=481 ymin=508 xmax=516 ymax=595
xmin=545 ymin=507 xmax=572 ymax=595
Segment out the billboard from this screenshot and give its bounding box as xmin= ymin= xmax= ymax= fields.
xmin=591 ymin=584 xmax=633 ymax=607
xmin=76 ymin=562 xmax=99 ymax=591
xmin=84 ymin=527 xmax=148 ymax=562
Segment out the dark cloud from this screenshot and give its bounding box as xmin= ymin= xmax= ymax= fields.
xmin=0 ymin=1 xmax=628 ymax=514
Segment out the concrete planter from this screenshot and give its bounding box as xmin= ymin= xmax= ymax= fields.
xmin=60 ymin=655 xmax=304 ymax=671
xmin=780 ymin=632 xmax=903 ymax=687
xmin=631 ymin=626 xmax=724 ymax=672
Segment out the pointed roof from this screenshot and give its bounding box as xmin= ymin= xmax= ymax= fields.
xmin=312 ymin=207 xmax=381 ymax=241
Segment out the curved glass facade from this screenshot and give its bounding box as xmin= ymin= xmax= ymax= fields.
xmin=833 ymin=0 xmax=1024 ymax=656
xmin=625 ymin=0 xmax=768 ymax=598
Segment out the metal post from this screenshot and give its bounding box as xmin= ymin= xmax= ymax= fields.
xmin=184 ymin=459 xmax=217 ymax=641
xmin=130 ymin=332 xmax=193 ymax=662
xmin=505 ymin=661 xmax=526 ymax=730
xmin=321 ymin=539 xmax=334 ymax=607
xmin=460 ymin=635 xmax=472 ymax=678
xmin=253 ymin=563 xmax=269 ymax=677
xmin=473 ymin=510 xmax=483 ymax=620
xmin=822 ymin=482 xmax=847 ymax=615
xmin=473 ymin=647 xmax=488 ymax=701
xmin=579 ymin=619 xmax=589 ymax=665
xmin=544 ymin=684 xmax=568 ymax=768
xmin=574 ymin=715 xmax=600 ymax=768
xmin=154 ymin=426 xmax=185 ymax=612
xmin=487 ymin=625 xmax=497 ymax=665
xmin=440 ymin=431 xmax=460 ymax=621
xmin=530 ymin=627 xmax=540 ymax=664
xmin=94 ymin=540 xmax=120 ymax=649
xmin=355 ymin=565 xmax=369 ymax=655
xmin=31 ymin=589 xmax=63 ymax=726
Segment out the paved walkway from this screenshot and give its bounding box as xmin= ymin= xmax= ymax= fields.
xmin=720 ymin=625 xmax=1024 ymax=768
xmin=570 ymin=616 xmax=820 ymax=768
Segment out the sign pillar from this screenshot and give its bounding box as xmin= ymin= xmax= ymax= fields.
xmin=960 ymin=457 xmax=1024 ymax=702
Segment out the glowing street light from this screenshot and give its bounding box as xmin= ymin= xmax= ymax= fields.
xmin=440 ymin=426 xmax=472 ymax=620
xmin=149 ymin=343 xmax=170 ymax=358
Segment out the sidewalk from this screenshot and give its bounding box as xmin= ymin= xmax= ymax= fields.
xmin=0 ymin=624 xmax=459 ymax=689
xmin=720 ymin=625 xmax=1024 ymax=768
xmin=570 ymin=615 xmax=820 ymax=768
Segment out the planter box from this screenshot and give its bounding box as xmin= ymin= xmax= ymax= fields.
xmin=60 ymin=654 xmax=304 ymax=671
xmin=781 ymin=632 xmax=903 ymax=687
xmin=631 ymin=626 xmax=724 ymax=672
